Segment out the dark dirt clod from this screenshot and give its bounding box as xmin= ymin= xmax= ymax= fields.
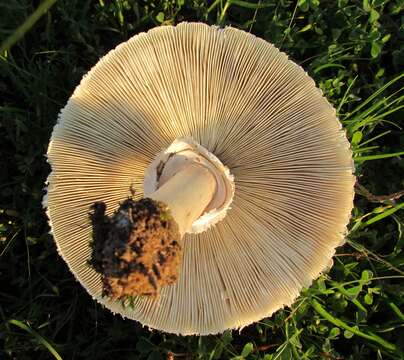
xmin=89 ymin=198 xmax=182 ymax=299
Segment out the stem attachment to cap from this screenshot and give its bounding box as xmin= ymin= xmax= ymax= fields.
xmin=150 ymin=163 xmax=217 ymax=236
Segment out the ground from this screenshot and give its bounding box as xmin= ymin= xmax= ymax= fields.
xmin=0 ymin=0 xmax=403 ymax=359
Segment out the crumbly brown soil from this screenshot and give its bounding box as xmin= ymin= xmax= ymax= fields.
xmin=89 ymin=198 xmax=182 ymax=299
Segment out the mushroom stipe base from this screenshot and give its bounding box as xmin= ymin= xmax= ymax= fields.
xmin=89 ymin=198 xmax=182 ymax=299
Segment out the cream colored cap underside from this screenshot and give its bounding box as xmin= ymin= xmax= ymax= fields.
xmin=44 ymin=22 xmax=355 ymax=335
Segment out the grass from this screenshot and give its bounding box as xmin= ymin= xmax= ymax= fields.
xmin=1 ymin=0 xmax=403 ymax=359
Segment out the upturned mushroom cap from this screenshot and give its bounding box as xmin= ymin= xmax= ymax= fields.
xmin=44 ymin=22 xmax=355 ymax=335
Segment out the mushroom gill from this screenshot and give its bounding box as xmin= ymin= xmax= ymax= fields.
xmin=44 ymin=22 xmax=355 ymax=335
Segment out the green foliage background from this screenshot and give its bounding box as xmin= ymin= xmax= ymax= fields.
xmin=1 ymin=0 xmax=403 ymax=359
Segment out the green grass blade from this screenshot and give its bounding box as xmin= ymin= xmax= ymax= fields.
xmin=353 ymin=146 xmax=379 ymax=153
xmin=349 ymin=95 xmax=404 ymax=127
xmin=350 ymin=97 xmax=404 ymax=131
xmin=8 ymin=319 xmax=63 ymax=360
xmin=388 ymin=301 xmax=404 ymax=322
xmin=313 ymin=63 xmax=345 ymax=74
xmin=345 ymin=73 xmax=404 ymax=118
xmin=354 ymin=151 xmax=404 ymax=162
xmin=218 ymin=1 xmax=231 ymax=23
xmin=369 ymin=104 xmax=404 ymax=123
xmin=347 ymin=101 xmax=404 ymax=134
xmin=349 ymin=118 xmax=401 ymax=135
xmin=207 ymin=0 xmax=221 ymax=13
xmin=359 ymin=130 xmax=391 ymax=147
xmin=337 ymin=76 xmax=358 ymax=115
xmin=0 ymin=0 xmax=58 ymax=55
xmin=373 ymin=93 xmax=404 ymax=116
xmin=364 ymin=203 xmax=404 ymax=226
xmin=229 ymin=0 xmax=274 ymax=9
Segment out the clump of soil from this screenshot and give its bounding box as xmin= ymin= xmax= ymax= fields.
xmin=89 ymin=198 xmax=182 ymax=299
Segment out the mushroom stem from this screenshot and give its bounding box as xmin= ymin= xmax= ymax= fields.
xmin=149 ymin=163 xmax=217 ymax=236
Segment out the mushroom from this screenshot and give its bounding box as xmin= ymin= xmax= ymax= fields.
xmin=44 ymin=22 xmax=355 ymax=335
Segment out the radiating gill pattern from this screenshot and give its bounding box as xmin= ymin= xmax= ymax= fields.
xmin=45 ymin=22 xmax=355 ymax=335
